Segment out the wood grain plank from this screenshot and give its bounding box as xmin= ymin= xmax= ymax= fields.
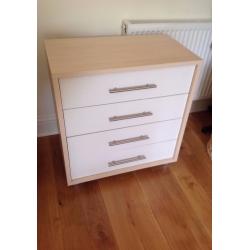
xmin=180 ymin=124 xmax=212 ymax=199
xmin=37 ymin=137 xmax=64 ymax=250
xmin=49 ymin=135 xmax=118 ymax=250
xmin=170 ymin=159 xmax=212 ymax=236
xmin=188 ymin=111 xmax=211 ymax=145
xmin=99 ymin=173 xmax=172 ymax=250
xmin=45 ymin=35 xmax=201 ymax=78
xmin=77 ymin=182 xmax=119 ymax=250
xmin=135 ymin=167 xmax=211 ymax=250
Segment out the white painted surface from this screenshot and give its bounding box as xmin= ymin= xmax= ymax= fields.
xmin=67 ymin=119 xmax=181 ymax=151
xmin=64 ymin=94 xmax=188 ymax=136
xmin=37 ymin=100 xmax=208 ymax=137
xmin=67 ymin=139 xmax=176 ymax=179
xmin=59 ymin=65 xmax=195 ymax=109
xmin=37 ymin=114 xmax=58 ymax=137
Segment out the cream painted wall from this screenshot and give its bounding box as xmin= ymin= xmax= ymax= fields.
xmin=37 ymin=0 xmax=211 ymax=135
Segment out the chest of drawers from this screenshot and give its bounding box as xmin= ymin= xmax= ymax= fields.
xmin=45 ymin=35 xmax=201 ymax=185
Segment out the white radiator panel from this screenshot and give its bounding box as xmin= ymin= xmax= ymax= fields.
xmin=122 ymin=20 xmax=212 ymax=100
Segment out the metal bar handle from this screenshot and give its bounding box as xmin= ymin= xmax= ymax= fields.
xmin=109 ymin=84 xmax=157 ymax=93
xmin=108 ymin=155 xmax=146 ymax=167
xmin=109 ymin=111 xmax=152 ymax=122
xmin=109 ymin=135 xmax=149 ymax=146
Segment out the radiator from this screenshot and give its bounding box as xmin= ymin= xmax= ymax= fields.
xmin=122 ymin=20 xmax=212 ymax=100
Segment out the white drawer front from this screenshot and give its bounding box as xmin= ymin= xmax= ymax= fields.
xmin=68 ymin=139 xmax=176 ymax=179
xmin=64 ymin=95 xmax=187 ymax=137
xmin=60 ymin=65 xmax=195 ymax=109
xmin=67 ymin=119 xmax=181 ymax=152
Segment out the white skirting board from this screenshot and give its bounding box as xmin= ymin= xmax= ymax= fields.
xmin=37 ymin=100 xmax=211 ymax=137
xmin=191 ymin=99 xmax=212 ymax=113
xmin=37 ymin=114 xmax=58 ymax=137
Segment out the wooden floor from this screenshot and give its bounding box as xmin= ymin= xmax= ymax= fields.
xmin=38 ymin=112 xmax=212 ymax=250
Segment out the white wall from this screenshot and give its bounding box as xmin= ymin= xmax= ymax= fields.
xmin=37 ymin=0 xmax=211 ymax=136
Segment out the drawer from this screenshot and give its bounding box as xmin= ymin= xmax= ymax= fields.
xmin=64 ymin=94 xmax=188 ymax=137
xmin=59 ymin=65 xmax=195 ymax=109
xmin=68 ymin=139 xmax=176 ymax=179
xmin=67 ymin=119 xmax=181 ymax=152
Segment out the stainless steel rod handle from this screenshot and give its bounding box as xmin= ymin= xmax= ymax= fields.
xmin=108 ymin=155 xmax=146 ymax=167
xmin=109 ymin=135 xmax=149 ymax=146
xmin=109 ymin=111 xmax=153 ymax=122
xmin=109 ymin=84 xmax=157 ymax=93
